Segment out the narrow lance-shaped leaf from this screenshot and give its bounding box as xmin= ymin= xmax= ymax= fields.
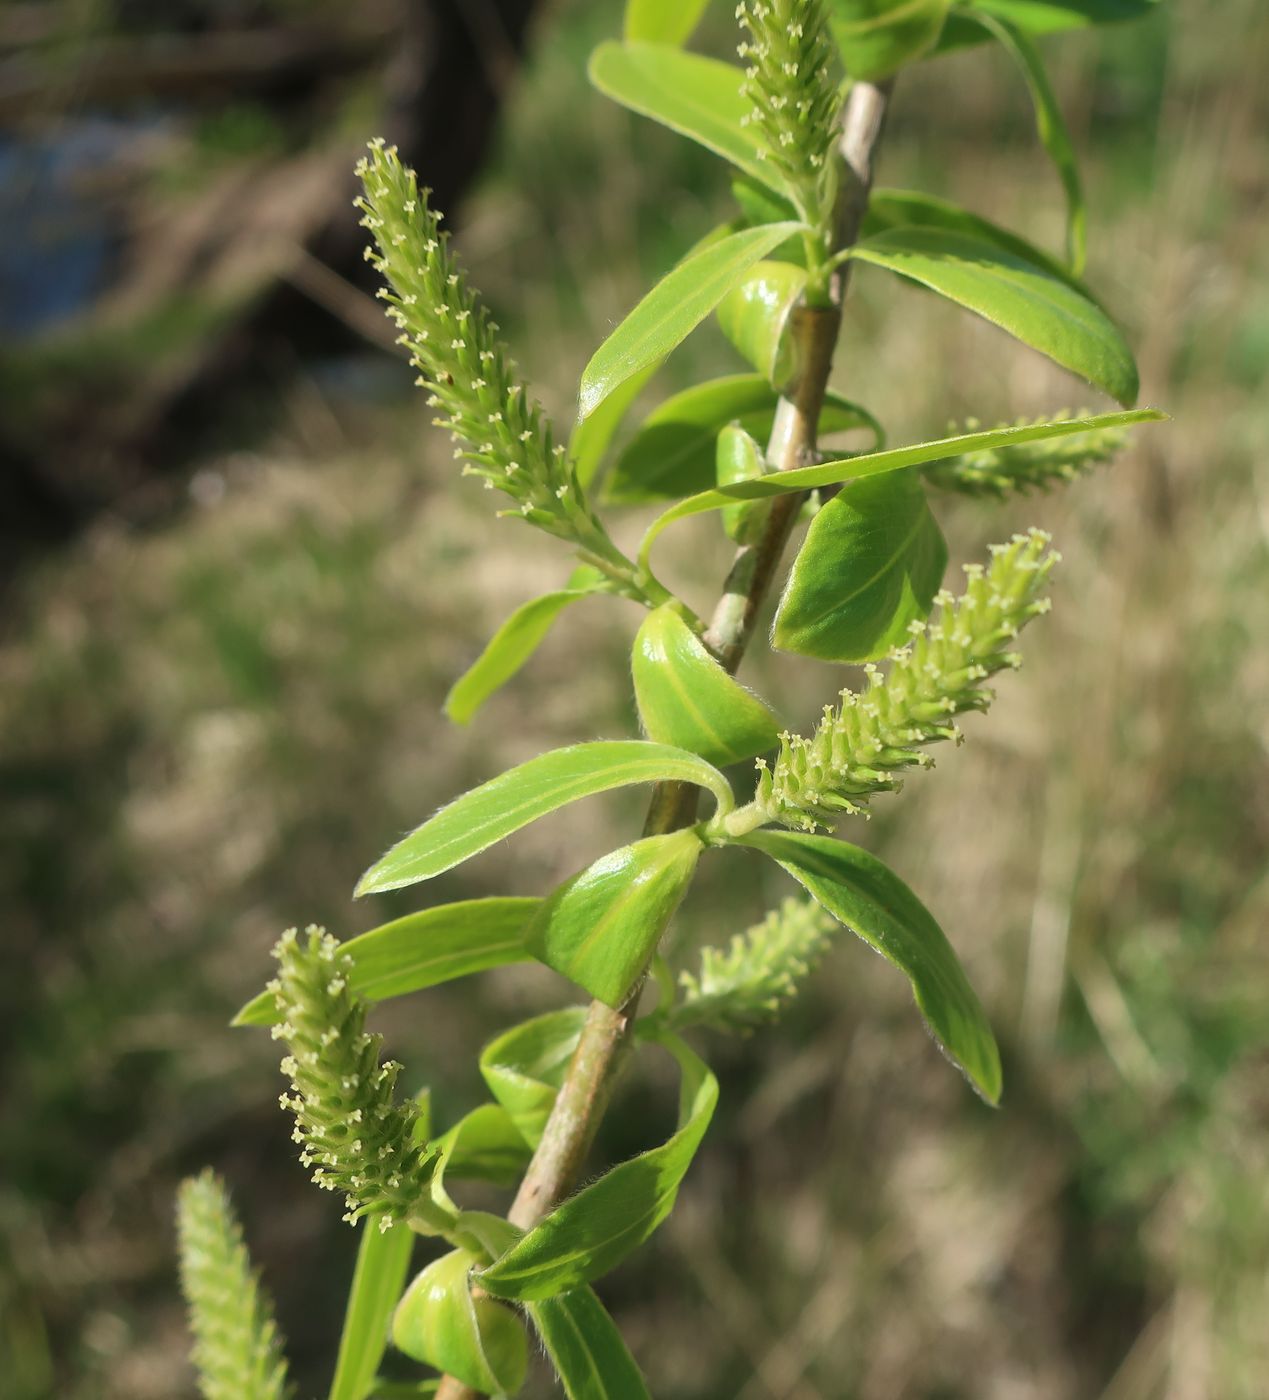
xmin=480 ymin=1009 xmax=588 ymax=1150
xmin=478 ymin=1033 xmax=719 ymax=1300
xmin=847 ymin=227 xmax=1137 ymax=404
xmin=637 ymin=407 xmax=1165 ymax=568
xmin=580 ymin=222 xmax=806 ymax=420
xmin=356 ymin=741 xmax=734 ymax=896
xmin=633 ymin=605 xmax=781 ymax=765
xmin=233 ymin=899 xmax=540 ymax=1027
xmin=527 ymin=829 xmax=704 ymax=1008
xmin=588 ymin=42 xmax=777 ymax=194
xmin=935 ymin=0 xmax=1160 ymax=54
xmin=327 ymin=1221 xmax=415 ymax=1400
xmin=624 ymin=0 xmax=712 ymax=45
xmin=737 ymin=830 xmax=1002 ymax=1103
xmin=772 ymin=472 xmax=947 ymax=662
xmin=527 ymin=1287 xmax=652 ymax=1400
xmin=568 ymin=363 xmax=660 ymax=491
xmin=607 ymin=374 xmax=881 ymax=505
xmin=967 ymin=9 xmax=1087 ymax=273
xmin=444 ymin=567 xmax=608 ymax=726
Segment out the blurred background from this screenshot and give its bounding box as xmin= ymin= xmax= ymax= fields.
xmin=1 ymin=0 xmax=1266 ymax=1396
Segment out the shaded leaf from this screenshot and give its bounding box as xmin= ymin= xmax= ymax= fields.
xmin=356 ymin=742 xmax=734 ymax=895
xmin=527 ymin=1288 xmax=651 ymax=1400
xmin=480 ymin=1009 xmax=588 ymax=1150
xmin=633 ymin=606 xmax=780 ymax=764
xmin=580 ymin=222 xmax=805 ymax=421
xmin=829 ymin=0 xmax=950 ymax=80
xmin=936 ymin=0 xmax=1159 ymax=53
xmin=233 ymin=899 xmax=539 ymax=1027
xmin=527 ymin=830 xmax=703 ymax=1007
xmin=479 ymin=1034 xmax=718 ymax=1300
xmin=848 ymin=226 xmax=1136 ymax=403
xmin=328 ymin=1222 xmax=415 ymax=1400
xmin=737 ymin=830 xmax=1001 ymax=1102
xmin=431 ymin=1104 xmax=532 ymax=1192
xmin=773 ymin=473 xmax=947 ymax=662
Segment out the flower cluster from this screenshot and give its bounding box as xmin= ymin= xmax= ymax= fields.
xmin=177 ymin=1171 xmax=292 ymax=1400
xmin=923 ymin=411 xmax=1126 ymax=497
xmin=752 ymin=529 xmax=1058 ymax=829
xmin=736 ymin=0 xmax=842 ymax=232
xmin=673 ymin=896 xmax=837 ymax=1033
xmin=270 ymin=926 xmax=432 ymax=1228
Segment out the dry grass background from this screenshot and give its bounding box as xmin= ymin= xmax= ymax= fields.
xmin=1 ymin=0 xmax=1266 ymax=1396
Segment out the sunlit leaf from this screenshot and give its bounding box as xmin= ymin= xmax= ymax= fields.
xmin=773 ymin=473 xmax=947 ymax=662
xmin=716 ymin=260 xmax=808 ymax=388
xmin=716 ymin=424 xmax=768 ymax=544
xmin=327 ymin=1222 xmax=415 ymax=1400
xmin=356 ymin=742 xmax=734 ymax=895
xmin=233 ymin=899 xmax=539 ymax=1027
xmin=829 ymin=0 xmax=951 ymax=79
xmin=623 ymin=0 xmax=712 ymax=45
xmin=569 ymin=365 xmax=660 ymax=491
xmin=479 ymin=1034 xmax=718 ymax=1300
xmin=431 ymin=1104 xmax=532 ymax=1192
xmin=479 ymin=1009 xmax=588 ymax=1150
xmin=580 ymin=222 xmax=805 ymax=420
xmin=738 ymin=830 xmax=1001 ymax=1102
xmin=527 ymin=1287 xmax=651 ymax=1400
xmin=848 ymin=227 xmax=1137 ymax=403
xmin=527 ymin=830 xmax=704 ymax=1007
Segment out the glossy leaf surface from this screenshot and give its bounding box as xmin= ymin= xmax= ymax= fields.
xmin=234 ymin=899 xmax=539 ymax=1026
xmin=580 ymin=222 xmax=805 ymax=420
xmin=588 ymin=42 xmax=775 ymax=194
xmin=527 ymin=830 xmax=703 ymax=1008
xmin=356 ymin=742 xmax=733 ymax=895
xmin=848 ymin=226 xmax=1137 ymax=404
xmin=633 ymin=606 xmax=780 ymax=765
xmin=327 ymin=1221 xmax=415 ymax=1400
xmin=739 ymin=830 xmax=1001 ymax=1102
xmin=528 ymin=1288 xmax=651 ymax=1400
xmin=479 ymin=1034 xmax=718 ymax=1300
xmin=773 ymin=473 xmax=947 ymax=662
xmin=637 ymin=408 xmax=1164 ymax=564
xmin=716 ymin=260 xmax=808 ymax=388
xmin=830 ymin=0 xmax=950 ymax=79
xmin=623 ymin=0 xmax=711 ymax=44
xmin=479 ymin=1009 xmax=588 ymax=1150
xmin=606 ymin=375 xmax=881 ymax=504
xmin=716 ymin=424 xmax=768 ymax=544
xmin=393 ymin=1251 xmax=528 ymax=1395
xmin=444 ymin=568 xmax=606 ymax=725
xmin=568 ymin=365 xmax=659 ymax=491
xmin=968 ymin=10 xmax=1086 ymax=272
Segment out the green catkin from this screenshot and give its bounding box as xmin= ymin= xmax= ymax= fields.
xmin=177 ymin=1171 xmax=291 ymax=1400
xmin=270 ymin=926 xmax=432 ymax=1229
xmin=923 ymin=411 xmax=1126 ymax=497
xmin=354 ymin=140 xmax=635 ymax=586
xmin=736 ymin=0 xmax=842 ymax=235
xmin=673 ymin=897 xmax=838 ymax=1033
xmin=752 ymin=528 xmax=1058 ymax=830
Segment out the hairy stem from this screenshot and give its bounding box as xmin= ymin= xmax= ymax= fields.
xmin=433 ymin=78 xmax=892 ymax=1400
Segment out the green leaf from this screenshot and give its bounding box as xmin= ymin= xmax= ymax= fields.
xmin=568 ymin=365 xmax=660 ymax=491
xmin=480 ymin=1009 xmax=588 ymax=1150
xmin=716 ymin=424 xmax=768 ymax=545
xmin=328 ymin=1221 xmax=415 ymax=1400
xmin=936 ymin=0 xmax=1159 ymax=53
xmin=716 ymin=260 xmax=808 ymax=388
xmin=479 ymin=1033 xmax=718 ymax=1300
xmin=431 ymin=1104 xmax=532 ymax=1191
xmin=965 ymin=10 xmax=1086 ymax=273
xmin=633 ymin=606 xmax=781 ymax=765
xmin=393 ymin=1251 xmax=528 ymax=1395
xmin=607 ymin=375 xmax=881 ymax=504
xmin=356 ymin=742 xmax=734 ymax=896
xmin=589 ymin=42 xmax=777 ymax=195
xmin=637 ymin=408 xmax=1165 ymax=566
xmin=830 ymin=0 xmax=951 ymax=79
xmin=848 ymin=226 xmax=1137 ymax=403
xmin=737 ymin=830 xmax=1002 ymax=1102
xmin=444 ymin=569 xmax=607 ymax=726
xmin=580 ymin=222 xmax=805 ymax=421
xmin=773 ymin=473 xmax=947 ymax=662
xmin=233 ymin=899 xmax=539 ymax=1027
xmin=624 ymin=0 xmax=712 ymax=45
xmin=527 ymin=830 xmax=704 ymax=1008
xmin=864 ymin=188 xmax=1093 ymax=298
xmin=527 ymin=1288 xmax=651 ymax=1400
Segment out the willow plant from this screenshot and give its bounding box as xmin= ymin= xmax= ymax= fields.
xmin=178 ymin=1 xmax=1164 ymax=1396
